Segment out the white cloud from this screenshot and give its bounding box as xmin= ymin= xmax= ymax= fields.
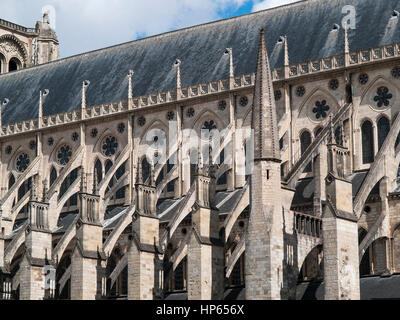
xmin=252 ymin=0 xmax=299 ymax=12
xmin=0 ymin=0 xmax=251 ymax=57
xmin=0 ymin=0 xmax=300 ymax=58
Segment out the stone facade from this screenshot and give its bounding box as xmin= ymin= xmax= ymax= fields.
xmin=0 ymin=13 xmax=58 ymax=73
xmin=1 ymin=0 xmax=400 ymax=300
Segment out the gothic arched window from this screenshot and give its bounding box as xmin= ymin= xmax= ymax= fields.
xmin=8 ymin=58 xmax=21 ymax=72
xmin=105 ymin=160 xmax=113 ymax=175
xmin=50 ymin=167 xmax=58 ymax=187
xmin=0 ymin=53 xmax=5 ymax=73
xmin=362 ymin=120 xmax=374 ymax=164
xmin=94 ymin=159 xmax=103 ymax=184
xmin=300 ymin=130 xmax=312 ymax=172
xmin=8 ymin=174 xmax=15 ymax=190
xmin=189 ymin=148 xmax=198 ymax=186
xmin=377 ymin=116 xmax=390 ymax=151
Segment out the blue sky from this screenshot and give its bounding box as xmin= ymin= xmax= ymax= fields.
xmin=0 ymin=0 xmax=298 ymax=58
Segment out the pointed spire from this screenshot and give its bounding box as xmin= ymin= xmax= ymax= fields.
xmin=252 ymin=28 xmax=280 ymax=161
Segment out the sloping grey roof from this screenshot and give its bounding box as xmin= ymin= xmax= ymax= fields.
xmin=297 ymin=275 xmax=400 ymax=300
xmin=292 ymin=178 xmax=314 ymax=206
xmin=55 ymin=213 xmax=77 ymax=234
xmin=216 ymin=189 xmax=244 ymax=214
xmin=1 ymin=0 xmax=399 ymax=125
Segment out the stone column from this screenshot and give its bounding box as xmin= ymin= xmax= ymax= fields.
xmin=313 ymin=146 xmax=327 ymax=217
xmin=187 ymin=165 xmax=224 ymax=300
xmin=0 ymin=227 xmax=4 ymax=269
xmin=246 ymin=161 xmax=284 ymax=300
xmin=322 ymin=145 xmax=360 ymax=300
xmin=128 ymin=174 xmax=161 ymax=300
xmin=20 ymin=198 xmax=52 ymax=300
xmin=71 ymin=175 xmax=105 ymax=300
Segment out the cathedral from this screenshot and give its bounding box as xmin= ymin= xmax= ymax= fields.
xmin=0 ymin=0 xmax=400 ymax=300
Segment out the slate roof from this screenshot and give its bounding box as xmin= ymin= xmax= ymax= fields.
xmin=0 ymin=0 xmax=399 ymax=125
xmin=292 ymin=171 xmax=380 ymax=206
xmin=296 ymin=275 xmax=400 ymax=300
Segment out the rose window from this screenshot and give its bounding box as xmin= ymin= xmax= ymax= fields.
xmin=374 ymin=87 xmax=392 ymax=108
xmin=57 ymin=145 xmax=73 ymax=166
xmin=187 ymin=108 xmax=195 ymax=118
xmin=329 ymin=79 xmax=339 ymax=90
xmin=391 ymin=66 xmax=400 ymax=79
xmin=167 ymin=111 xmax=175 ymax=121
xmin=296 ymin=86 xmax=306 ymax=97
xmin=16 ymin=153 xmax=30 ymax=173
xmin=218 ymin=100 xmax=227 ymax=111
xmin=118 ymin=123 xmax=125 ymax=133
xmin=102 ymin=136 xmax=118 ymax=157
xmin=138 ymin=116 xmax=146 ymax=127
xmin=240 ymin=96 xmax=248 ymax=107
xmin=313 ymin=100 xmax=330 ymax=119
xmin=359 ymin=73 xmax=369 ymax=85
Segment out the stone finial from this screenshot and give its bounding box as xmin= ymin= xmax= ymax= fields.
xmin=344 ymin=26 xmax=350 ymax=67
xmin=252 ymin=28 xmax=280 ymax=161
xmin=284 ymin=35 xmax=289 ymax=67
xmin=174 ymin=59 xmax=181 ymax=89
xmin=42 ymin=179 xmax=48 ymax=202
xmin=81 ymin=80 xmax=90 ymax=111
xmin=149 ymin=162 xmax=155 ymax=187
xmin=344 ymin=26 xmax=349 ymax=54
xmin=329 ymin=115 xmax=335 ymax=144
xmin=196 ymin=150 xmax=203 ymax=175
xmin=80 ymin=170 xmax=87 ymax=193
xmin=284 ymin=35 xmax=290 ymax=78
xmin=93 ymin=169 xmax=98 ymax=195
xmin=39 ymin=89 xmax=49 ymax=128
xmin=31 ymin=177 xmax=38 ymax=201
xmin=1 ymin=98 xmax=9 ymax=130
xmin=137 ymin=161 xmax=143 ymax=185
xmin=224 ymin=48 xmax=234 ymax=79
xmin=43 ymin=12 xmax=50 ymax=24
xmin=128 ymin=70 xmax=134 ymax=100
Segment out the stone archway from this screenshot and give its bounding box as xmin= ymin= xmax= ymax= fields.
xmin=0 ymin=34 xmax=28 ymax=69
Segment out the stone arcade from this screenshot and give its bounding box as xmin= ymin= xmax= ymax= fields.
xmin=1 ymin=0 xmax=400 ymax=300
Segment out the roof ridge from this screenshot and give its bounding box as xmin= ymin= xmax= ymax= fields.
xmin=0 ymin=0 xmax=313 ymax=79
